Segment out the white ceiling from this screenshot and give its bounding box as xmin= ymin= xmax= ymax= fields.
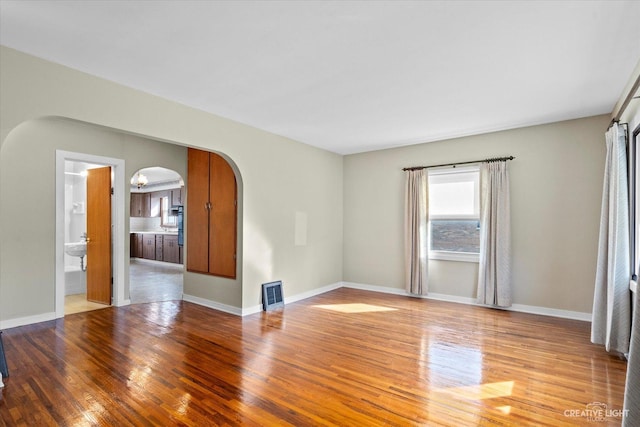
xmin=1 ymin=1 xmax=639 ymax=154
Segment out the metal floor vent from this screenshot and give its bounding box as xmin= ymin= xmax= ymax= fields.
xmin=262 ymin=281 xmax=284 ymax=311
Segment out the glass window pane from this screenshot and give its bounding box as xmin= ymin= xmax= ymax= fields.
xmin=430 ymin=181 xmax=476 ymax=216
xmin=430 ymin=220 xmax=480 ymax=253
xmin=428 ymin=170 xmax=479 ymax=218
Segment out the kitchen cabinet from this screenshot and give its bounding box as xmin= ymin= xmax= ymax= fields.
xmin=163 ymin=235 xmax=180 ymax=264
xmin=130 ymin=193 xmax=150 ymax=217
xmin=142 ymin=234 xmax=156 ymax=260
xmin=170 ymin=187 xmax=184 ymax=206
xmin=187 ymin=148 xmax=237 ymax=278
xmin=130 ymin=233 xmax=143 ymax=258
xmin=130 ymin=233 xmax=182 ymax=264
xmin=155 ymin=235 xmax=163 ymax=260
xmin=131 ymin=188 xmax=182 ymax=219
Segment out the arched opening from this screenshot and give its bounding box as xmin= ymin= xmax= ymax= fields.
xmin=129 ymin=167 xmax=185 ymax=304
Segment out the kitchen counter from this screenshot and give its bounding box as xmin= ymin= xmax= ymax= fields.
xmin=131 ymin=231 xmax=178 ymax=235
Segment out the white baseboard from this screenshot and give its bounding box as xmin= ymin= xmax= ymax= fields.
xmin=342 ymin=281 xmax=592 ymax=321
xmin=242 ymin=281 xmax=343 ymax=316
xmin=182 ymin=293 xmax=243 ymax=316
xmin=1 ymin=281 xmax=592 ymax=329
xmin=114 ymin=299 xmax=131 ymax=307
xmin=0 ymin=311 xmax=57 ymax=330
xmin=508 ymin=303 xmax=591 ymax=321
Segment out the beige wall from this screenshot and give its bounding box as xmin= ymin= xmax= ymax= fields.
xmin=1 ymin=118 xmax=189 ymax=319
xmin=0 ymin=46 xmax=344 ymax=323
xmin=344 ymin=116 xmax=609 ymax=313
xmin=0 ymin=44 xmax=615 ymax=324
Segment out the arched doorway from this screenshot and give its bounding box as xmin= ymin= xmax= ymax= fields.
xmin=129 ymin=167 xmax=185 ymax=304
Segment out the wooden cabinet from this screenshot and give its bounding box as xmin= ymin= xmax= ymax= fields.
xmin=142 ymin=234 xmax=156 ymax=260
xmin=130 ymin=233 xmax=181 ymax=264
xmin=187 ymin=148 xmax=237 ymax=278
xmin=130 ymin=193 xmax=150 ymax=217
xmin=163 ymin=235 xmax=180 ymax=264
xmin=131 ymin=188 xmax=182 ymax=219
xmin=170 ymin=187 xmax=184 ymax=206
xmin=155 ymin=235 xmax=163 ymax=260
xmin=130 ymin=233 xmax=143 ymax=258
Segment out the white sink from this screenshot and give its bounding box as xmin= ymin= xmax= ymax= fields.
xmin=64 ymin=242 xmax=87 ymax=257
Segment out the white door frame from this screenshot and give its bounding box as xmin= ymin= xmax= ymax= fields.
xmin=55 ymin=150 xmax=128 ymax=317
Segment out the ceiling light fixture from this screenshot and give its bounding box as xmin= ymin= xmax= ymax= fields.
xmin=131 ymin=172 xmax=148 ymax=189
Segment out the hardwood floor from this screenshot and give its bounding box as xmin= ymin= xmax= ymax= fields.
xmin=0 ymin=288 xmax=628 ymax=426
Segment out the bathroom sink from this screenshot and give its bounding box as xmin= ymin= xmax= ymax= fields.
xmin=64 ymin=242 xmax=87 ymax=257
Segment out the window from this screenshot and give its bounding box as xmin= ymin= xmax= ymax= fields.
xmin=160 ymin=197 xmax=177 ymax=228
xmin=428 ymin=166 xmax=480 ymax=262
xmin=631 ymin=122 xmax=640 ymax=293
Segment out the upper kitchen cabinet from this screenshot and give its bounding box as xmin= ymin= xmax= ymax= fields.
xmin=130 ymin=192 xmax=150 ymax=217
xmin=186 ymin=148 xmax=237 ymax=279
xmin=170 ymin=187 xmax=184 ymax=206
xmin=130 ymin=167 xmax=185 ymax=218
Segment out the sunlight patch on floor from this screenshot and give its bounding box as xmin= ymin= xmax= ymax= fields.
xmin=65 ymin=294 xmax=109 ymax=315
xmin=312 ymin=303 xmax=397 ymax=313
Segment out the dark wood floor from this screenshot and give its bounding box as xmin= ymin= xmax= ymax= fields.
xmin=0 ymin=288 xmax=628 ymax=426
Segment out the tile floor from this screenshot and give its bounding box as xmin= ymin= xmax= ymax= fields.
xmin=64 ymin=294 xmax=109 ymax=315
xmin=129 ymin=258 xmax=184 ymax=304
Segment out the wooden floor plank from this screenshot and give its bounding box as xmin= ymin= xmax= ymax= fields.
xmin=0 ymin=288 xmax=628 ymax=426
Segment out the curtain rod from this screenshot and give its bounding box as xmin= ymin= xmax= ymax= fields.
xmin=609 ymin=73 xmax=640 ymax=128
xmin=402 ymin=156 xmax=515 ymax=171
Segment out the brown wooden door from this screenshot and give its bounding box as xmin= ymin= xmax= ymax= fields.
xmin=186 ymin=148 xmax=211 ymax=273
xmin=209 ymin=153 xmax=237 ymax=278
xmin=86 ymin=166 xmax=112 ymax=305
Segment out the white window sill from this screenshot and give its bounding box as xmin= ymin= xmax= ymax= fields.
xmin=429 ymin=251 xmax=479 ymax=263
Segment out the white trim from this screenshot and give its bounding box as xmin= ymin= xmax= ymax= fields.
xmin=55 ymin=150 xmax=126 ymax=318
xmin=284 ymin=281 xmax=343 ymax=305
xmin=508 ymin=303 xmax=591 ymax=322
xmin=0 ymin=312 xmax=57 ymax=330
xmin=182 ymin=294 xmax=243 ymax=316
xmin=187 ymin=282 xmax=345 ymax=317
xmin=429 ymin=251 xmax=479 ymax=263
xmin=242 ymin=304 xmax=263 ymax=316
xmin=631 ymin=280 xmax=638 ymax=294
xmin=243 ymin=281 xmax=344 ymax=315
xmin=342 ymin=281 xmax=409 ymax=296
xmin=342 ymin=282 xmax=592 ymax=321
xmin=2 ymin=279 xmax=592 ymax=328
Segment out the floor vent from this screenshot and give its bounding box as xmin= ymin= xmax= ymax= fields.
xmin=262 ymin=281 xmax=284 ymax=311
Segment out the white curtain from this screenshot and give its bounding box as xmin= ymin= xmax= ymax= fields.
xmin=623 ymin=291 xmax=639 ymax=425
xmin=477 ymin=161 xmax=512 ymax=307
xmin=405 ymin=169 xmax=428 ymax=295
xmin=591 ymin=123 xmax=631 ymax=354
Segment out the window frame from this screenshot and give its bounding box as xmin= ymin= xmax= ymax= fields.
xmin=631 ymin=123 xmax=640 ymax=294
xmin=427 ymin=165 xmax=481 ymax=263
